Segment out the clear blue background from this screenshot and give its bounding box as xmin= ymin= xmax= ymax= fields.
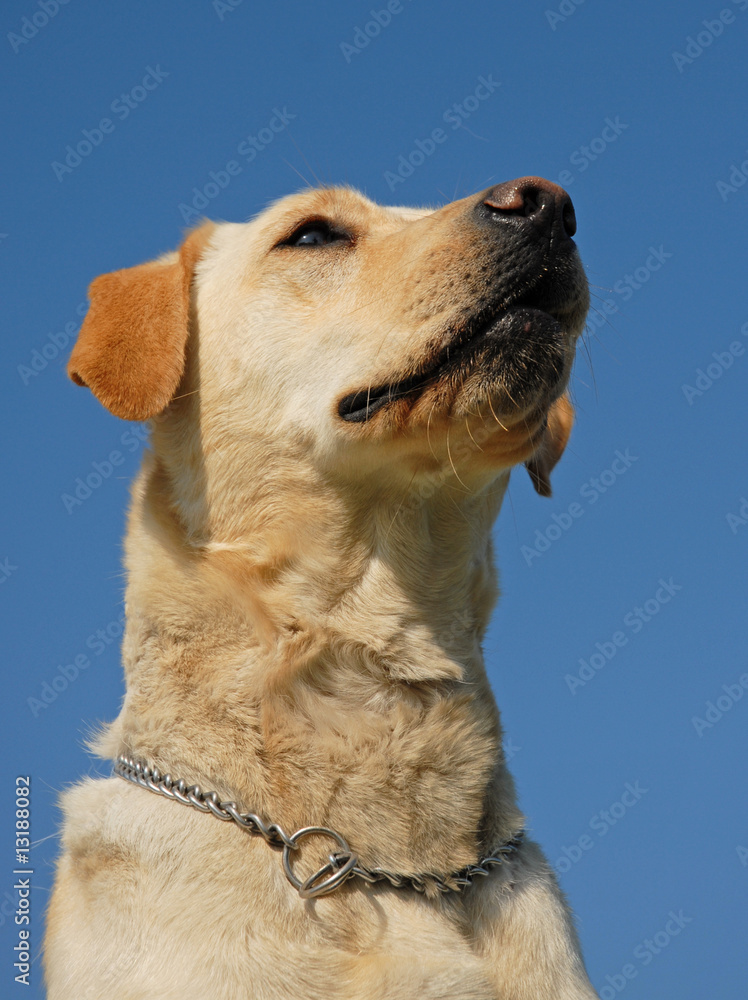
xmin=2 ymin=1 xmax=746 ymax=996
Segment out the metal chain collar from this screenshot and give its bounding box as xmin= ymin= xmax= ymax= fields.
xmin=114 ymin=755 xmax=524 ymax=900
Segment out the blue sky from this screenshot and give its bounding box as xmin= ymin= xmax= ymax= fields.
xmin=1 ymin=1 xmax=746 ymax=996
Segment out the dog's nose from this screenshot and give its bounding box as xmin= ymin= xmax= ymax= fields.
xmin=477 ymin=176 xmax=577 ymax=240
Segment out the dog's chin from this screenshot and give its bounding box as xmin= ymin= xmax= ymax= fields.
xmin=338 ymin=306 xmax=572 ymax=430
xmin=448 ymin=305 xmax=570 ymax=418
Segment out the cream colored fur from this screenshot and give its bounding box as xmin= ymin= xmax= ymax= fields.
xmin=46 ymin=185 xmax=598 ymax=999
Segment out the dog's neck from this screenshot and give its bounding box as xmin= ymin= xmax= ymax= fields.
xmin=101 ymin=426 xmax=523 ymax=874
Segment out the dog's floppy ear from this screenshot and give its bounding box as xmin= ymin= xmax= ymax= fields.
xmin=67 ymin=223 xmax=215 ymax=421
xmin=525 ymin=393 xmax=574 ymax=497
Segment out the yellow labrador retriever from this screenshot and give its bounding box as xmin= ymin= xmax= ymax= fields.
xmin=46 ymin=179 xmax=598 ymax=999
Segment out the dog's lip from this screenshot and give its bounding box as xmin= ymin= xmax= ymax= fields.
xmin=337 ymin=303 xmax=564 ymax=424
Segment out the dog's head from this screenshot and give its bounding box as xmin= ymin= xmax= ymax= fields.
xmin=69 ymin=180 xmax=587 ymax=502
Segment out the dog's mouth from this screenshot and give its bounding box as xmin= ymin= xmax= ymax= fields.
xmin=338 ymin=302 xmax=571 ymax=425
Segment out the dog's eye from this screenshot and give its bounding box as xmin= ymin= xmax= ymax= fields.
xmin=293 ymin=227 xmax=332 ymax=246
xmin=281 ymin=221 xmax=349 ymax=248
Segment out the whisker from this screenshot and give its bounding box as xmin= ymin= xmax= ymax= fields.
xmin=283 ymin=131 xmax=323 ymax=187
xmin=383 ymin=467 xmax=420 ymax=541
xmin=425 ymin=399 xmax=439 ymax=462
xmin=446 ymin=423 xmax=470 ymax=492
xmin=281 ymin=157 xmax=313 ymax=190
xmin=487 ymin=391 xmax=509 ymax=431
xmin=465 ymin=416 xmax=484 ymax=452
